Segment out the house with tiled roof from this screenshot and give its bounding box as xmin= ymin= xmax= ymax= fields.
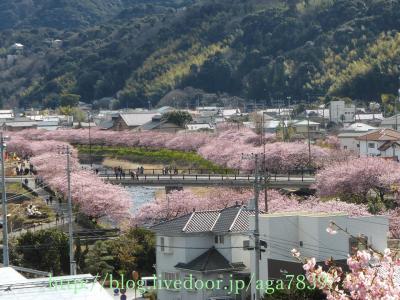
xmin=111 ymin=111 xmax=160 ymax=131
xmin=151 ymin=204 xmax=254 ymax=300
xmin=338 ymin=122 xmax=377 ymax=152
xmin=356 ymin=128 xmax=400 ymax=160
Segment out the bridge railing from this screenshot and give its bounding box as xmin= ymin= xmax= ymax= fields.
xmin=101 ymin=169 xmax=316 ymax=182
xmin=97 ymin=168 xmax=316 ymax=177
xmin=97 ymin=168 xmax=240 ymax=176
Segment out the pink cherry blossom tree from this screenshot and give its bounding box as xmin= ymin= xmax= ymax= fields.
xmin=10 ymin=126 xmax=335 ymax=172
xmin=315 ymin=157 xmax=400 ymax=204
xmin=134 ymin=188 xmax=372 ymax=225
xmin=295 ymin=222 xmax=400 ymax=299
xmin=8 ymin=137 xmax=132 ymax=223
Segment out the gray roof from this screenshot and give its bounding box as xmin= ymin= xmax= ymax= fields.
xmin=157 ymin=106 xmax=174 ymax=113
xmin=212 ymin=206 xmax=243 ymax=233
xmin=97 ymin=119 xmax=114 ymax=130
xmin=175 ymin=247 xmax=246 ymax=272
xmin=4 ymin=121 xmax=37 ymax=127
xmin=381 ymin=114 xmax=400 ymax=125
xmin=151 ymin=205 xmax=254 ymax=235
xmin=140 ymin=119 xmax=168 ymax=130
xmin=338 ymin=132 xmax=364 ymax=138
xmin=120 ymin=113 xmax=159 ymax=127
xmin=184 ymin=211 xmax=220 ymax=232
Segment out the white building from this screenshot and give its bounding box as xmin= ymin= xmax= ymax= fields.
xmin=306 ymin=109 xmax=330 ymax=120
xmin=265 ymin=108 xmax=293 ymax=118
xmin=250 ymin=212 xmax=389 ymax=297
xmin=221 ymin=109 xmax=241 ymax=118
xmin=196 ymin=107 xmax=222 ymax=117
xmin=11 ymin=43 xmax=24 ymax=51
xmin=354 ymin=113 xmax=384 ymax=126
xmin=186 ymin=123 xmax=214 ymax=131
xmin=338 ymin=123 xmax=377 ymax=152
xmin=0 ymin=110 xmax=14 ymax=119
xmin=292 ymin=120 xmax=321 ymax=138
xmin=329 ymin=100 xmax=356 ymax=124
xmin=357 ymin=128 xmax=400 ymax=160
xmin=380 ymin=114 xmax=400 ymax=130
xmin=151 ymin=204 xmax=254 ymax=300
xmin=0 ymin=267 xmax=112 ymax=300
xmin=152 ymin=205 xmax=390 ymax=300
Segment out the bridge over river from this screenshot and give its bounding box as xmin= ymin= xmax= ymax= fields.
xmin=98 ymin=168 xmax=316 ymax=188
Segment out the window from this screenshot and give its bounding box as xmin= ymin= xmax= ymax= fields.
xmin=163 ymin=272 xmax=179 ymax=281
xmin=214 ymin=235 xmax=224 ymax=244
xmin=349 ymin=235 xmax=368 ymax=255
xmin=160 ymin=237 xmax=165 ymax=252
xmin=184 ymin=274 xmax=198 ymax=291
xmin=368 ymin=143 xmax=375 ymax=149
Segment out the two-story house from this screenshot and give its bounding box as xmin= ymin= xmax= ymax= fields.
xmin=151 ymin=204 xmax=254 ymax=300
xmin=356 ymin=128 xmax=400 ymax=160
xmin=338 ymin=122 xmax=377 ymax=152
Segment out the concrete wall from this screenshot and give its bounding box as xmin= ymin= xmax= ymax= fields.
xmin=249 ymin=213 xmax=389 ymax=297
xmin=339 ymin=136 xmax=360 ymax=152
xmin=330 ymin=101 xmax=355 ymax=123
xmin=156 ymin=234 xmax=214 ymax=300
xmin=359 ymin=140 xmax=400 ymax=159
xmin=156 ymin=233 xmax=249 ymax=300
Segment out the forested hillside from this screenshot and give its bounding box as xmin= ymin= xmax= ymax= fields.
xmin=0 ymin=0 xmax=193 ymax=29
xmin=2 ymin=0 xmax=400 ymax=109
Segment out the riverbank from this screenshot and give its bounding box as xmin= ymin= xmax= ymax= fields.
xmin=77 ymin=145 xmax=232 ymax=173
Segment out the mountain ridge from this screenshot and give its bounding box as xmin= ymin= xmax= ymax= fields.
xmin=1 ymin=0 xmax=400 ymax=109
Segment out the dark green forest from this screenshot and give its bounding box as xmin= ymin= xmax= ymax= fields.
xmin=1 ymin=0 xmax=400 ymax=109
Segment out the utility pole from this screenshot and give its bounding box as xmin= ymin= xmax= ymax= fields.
xmin=397 ymin=73 xmax=400 ymax=131
xmin=253 ymin=154 xmax=261 ymax=300
xmin=59 ymin=145 xmax=76 ymax=275
xmin=87 ymin=112 xmax=92 ymax=167
xmin=262 ymin=112 xmax=268 ymax=212
xmin=307 ymin=114 xmax=311 ymax=166
xmin=242 ymin=153 xmax=261 ymax=300
xmin=66 ymin=146 xmax=76 ymax=275
xmin=1 ymin=132 xmax=9 ymax=267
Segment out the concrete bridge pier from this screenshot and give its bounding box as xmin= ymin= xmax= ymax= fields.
xmin=165 ymin=185 xmax=183 ymax=194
